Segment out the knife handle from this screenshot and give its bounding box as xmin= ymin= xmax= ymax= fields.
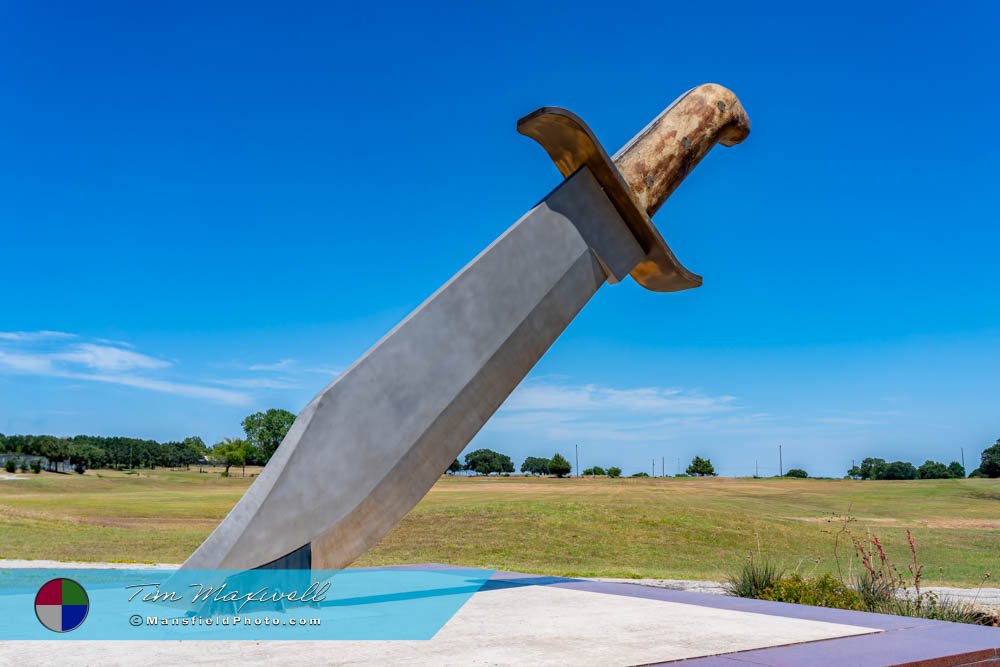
xmin=614 ymin=84 xmax=750 ymax=218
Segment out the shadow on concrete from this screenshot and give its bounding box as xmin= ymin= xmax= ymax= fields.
xmin=479 ymin=576 xmax=575 ymax=591
xmin=316 ymin=574 xmax=572 ymax=608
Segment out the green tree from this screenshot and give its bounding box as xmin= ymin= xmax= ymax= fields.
xmin=980 ymin=439 xmax=1000 ymax=478
xmin=631 ymin=471 xmax=650 ymax=478
xmin=917 ymin=460 xmax=951 ymax=479
xmin=879 ymin=461 xmax=918 ymax=480
xmin=548 ymin=453 xmax=571 ymax=478
xmin=463 ymin=448 xmax=514 ymax=475
xmin=858 ymin=457 xmax=887 ymax=480
xmin=947 ymin=461 xmax=965 ymax=478
xmin=70 ymin=442 xmax=108 ymax=469
xmin=241 ymin=408 xmax=296 ymax=465
xmin=238 ymin=440 xmax=261 ymax=477
xmin=177 ymin=436 xmax=208 ymax=469
xmin=210 ymin=438 xmax=248 ymax=476
xmin=4 ymin=459 xmax=15 ymax=473
xmin=686 ymin=456 xmax=716 ymax=477
xmin=520 ymin=456 xmax=551 ymax=475
xmin=37 ymin=436 xmax=69 ymax=471
xmin=582 ymin=466 xmax=606 ymax=476
xmin=446 ymin=459 xmax=463 ymax=474
xmin=607 ymin=466 xmax=622 ymax=478
xmin=847 ymin=465 xmax=862 ymax=479
xmin=784 ymin=468 xmax=808 ymax=478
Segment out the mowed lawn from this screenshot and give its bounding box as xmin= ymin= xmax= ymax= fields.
xmin=0 ymin=470 xmax=997 ymax=585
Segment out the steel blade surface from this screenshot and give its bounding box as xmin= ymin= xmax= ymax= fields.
xmin=184 ymin=167 xmax=643 ymax=570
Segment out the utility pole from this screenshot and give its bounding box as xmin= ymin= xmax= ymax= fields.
xmin=778 ymin=444 xmax=783 ymax=478
xmin=677 ymin=457 xmax=680 ymax=475
xmin=652 ymin=458 xmax=655 ymax=477
xmin=662 ymin=457 xmax=665 ymax=479
xmin=755 ymin=459 xmax=758 ymax=478
xmin=961 ymin=447 xmax=965 ymax=475
xmin=575 ymin=444 xmax=579 ymax=479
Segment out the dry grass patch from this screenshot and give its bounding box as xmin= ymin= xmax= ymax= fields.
xmin=0 ymin=470 xmax=996 ymax=584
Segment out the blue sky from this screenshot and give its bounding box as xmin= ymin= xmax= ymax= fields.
xmin=2 ymin=1 xmax=998 ymax=477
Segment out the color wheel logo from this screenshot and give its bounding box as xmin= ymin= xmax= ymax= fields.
xmin=34 ymin=578 xmax=89 ymax=633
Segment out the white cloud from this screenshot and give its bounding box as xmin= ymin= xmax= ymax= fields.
xmin=489 ymin=380 xmax=741 ymax=443
xmin=52 ymin=343 xmax=170 ymax=372
xmin=67 ymin=372 xmax=249 ymax=405
xmin=214 ymin=358 xmax=339 ymax=389
xmin=304 ymin=366 xmax=340 ymax=376
xmin=0 ymin=332 xmax=249 ymax=405
xmin=504 ymin=381 xmax=737 ymax=415
xmin=0 ymin=330 xmax=75 ymax=341
xmin=94 ymin=337 xmax=134 ymax=348
xmin=210 ymin=377 xmax=302 ymax=390
xmin=816 ymin=409 xmax=902 ymax=427
xmin=248 ymin=359 xmax=296 ymax=372
xmin=188 ymin=358 xmax=340 ymax=399
xmin=0 ymin=350 xmax=55 ymax=374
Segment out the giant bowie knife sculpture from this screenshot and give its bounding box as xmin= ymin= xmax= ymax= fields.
xmin=185 ymin=84 xmax=750 ymax=571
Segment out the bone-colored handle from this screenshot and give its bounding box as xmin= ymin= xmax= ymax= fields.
xmin=614 ymin=84 xmax=750 ymax=218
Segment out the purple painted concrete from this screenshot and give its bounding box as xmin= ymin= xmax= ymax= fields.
xmin=389 ymin=564 xmax=1000 ymax=665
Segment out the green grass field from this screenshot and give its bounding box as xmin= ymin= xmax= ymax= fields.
xmin=1 ymin=470 xmax=997 ymax=585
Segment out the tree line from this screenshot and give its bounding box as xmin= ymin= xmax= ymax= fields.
xmin=675 ymin=439 xmax=1000 ymax=481
xmin=0 ymin=433 xmax=208 ymax=471
xmin=446 ymin=451 xmax=723 ymax=479
xmin=848 ymin=439 xmax=1000 ymax=480
xmin=6 ymin=419 xmax=998 ymax=482
xmin=0 ymin=407 xmax=297 ymax=474
xmin=446 ymin=449 xmax=577 ymax=477
xmin=447 ymin=449 xmax=573 ymax=477
xmin=447 ymin=449 xmax=724 ymax=479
